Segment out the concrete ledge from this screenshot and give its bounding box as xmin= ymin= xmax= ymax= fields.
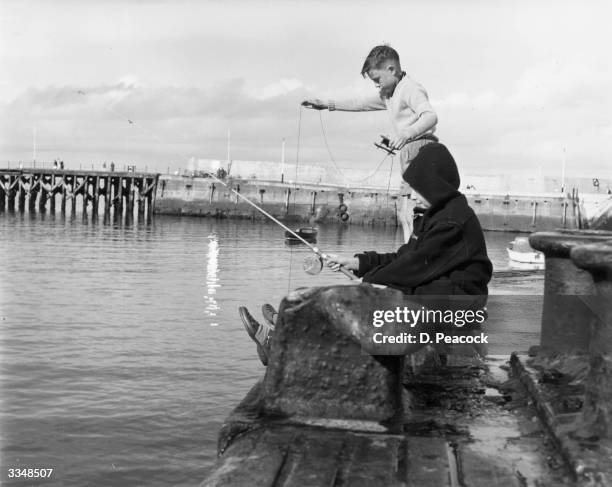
xmin=510 ymin=351 xmax=612 ymax=484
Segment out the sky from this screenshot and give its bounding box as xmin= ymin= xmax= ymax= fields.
xmin=1 ymin=0 xmax=611 ymax=178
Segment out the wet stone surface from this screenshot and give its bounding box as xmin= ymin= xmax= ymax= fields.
xmin=203 ymin=355 xmax=579 ymax=487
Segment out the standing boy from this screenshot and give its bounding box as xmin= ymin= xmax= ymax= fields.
xmin=326 ymin=142 xmax=492 ymax=304
xmin=303 ymin=44 xmax=438 ymax=242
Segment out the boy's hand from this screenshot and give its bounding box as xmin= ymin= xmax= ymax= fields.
xmin=325 ymin=253 xmax=359 ymax=272
xmin=302 ymin=99 xmax=328 ymax=110
xmin=390 ymin=134 xmax=412 ymax=151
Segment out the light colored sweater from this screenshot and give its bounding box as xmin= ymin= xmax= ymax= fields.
xmin=328 ymin=74 xmax=437 ymax=141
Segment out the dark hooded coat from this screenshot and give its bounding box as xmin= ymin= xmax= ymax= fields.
xmin=354 ymin=143 xmax=492 ymax=306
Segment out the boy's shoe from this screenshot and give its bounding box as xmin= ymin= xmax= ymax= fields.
xmin=239 ymin=306 xmax=270 ymax=366
xmin=261 ymin=303 xmax=278 ymax=328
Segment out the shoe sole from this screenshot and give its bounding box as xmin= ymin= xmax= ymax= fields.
xmin=261 ymin=303 xmax=277 ymax=328
xmin=239 ymin=307 xmax=268 ymax=366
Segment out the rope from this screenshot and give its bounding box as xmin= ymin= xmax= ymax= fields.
xmin=317 ymin=111 xmax=393 ymax=187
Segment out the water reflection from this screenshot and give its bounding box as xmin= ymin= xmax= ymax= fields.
xmin=204 ymin=233 xmax=220 ymax=325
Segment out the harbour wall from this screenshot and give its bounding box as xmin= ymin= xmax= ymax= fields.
xmin=154 ymin=175 xmax=611 ymax=232
xmin=190 ymin=158 xmax=612 ymax=196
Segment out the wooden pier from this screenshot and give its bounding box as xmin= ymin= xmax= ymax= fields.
xmin=0 ymin=168 xmax=159 ymax=222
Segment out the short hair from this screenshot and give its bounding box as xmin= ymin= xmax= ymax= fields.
xmin=360 ymin=45 xmax=400 ymax=77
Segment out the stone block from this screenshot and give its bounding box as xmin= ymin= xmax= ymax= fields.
xmin=529 ymin=230 xmax=612 ymax=352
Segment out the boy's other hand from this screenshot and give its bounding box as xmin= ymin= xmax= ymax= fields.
xmin=325 ymin=253 xmax=359 ymax=272
xmin=302 ymin=99 xmax=328 ymax=110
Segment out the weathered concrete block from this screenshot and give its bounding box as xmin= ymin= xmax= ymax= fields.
xmin=571 ymin=241 xmax=612 ymax=438
xmin=529 ymin=230 xmax=612 ymax=352
xmin=262 ymin=285 xmax=416 ymax=424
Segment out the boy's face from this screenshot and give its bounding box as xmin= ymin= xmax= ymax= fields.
xmin=367 ymin=63 xmax=400 ymax=99
xmin=411 ymin=190 xmax=431 ymax=210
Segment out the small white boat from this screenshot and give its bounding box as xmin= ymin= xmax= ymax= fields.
xmin=506 ymin=236 xmax=544 ymax=264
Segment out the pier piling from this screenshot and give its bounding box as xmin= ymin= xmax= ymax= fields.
xmin=49 ymin=174 xmax=56 ymax=214
xmin=18 ymin=177 xmax=26 ymax=212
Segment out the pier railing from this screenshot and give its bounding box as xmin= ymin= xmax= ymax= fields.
xmin=0 ymin=168 xmax=159 ymax=222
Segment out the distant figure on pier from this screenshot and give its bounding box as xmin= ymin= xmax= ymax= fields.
xmin=110 ymin=162 xmax=115 ymax=172
xmin=302 ymin=44 xmax=439 ymax=244
xmin=102 ymin=162 xmax=107 ymax=169
xmin=59 ymin=160 xmax=64 ymax=170
xmin=53 ymin=159 xmax=58 ymax=169
xmin=242 ymin=143 xmax=492 ymax=366
xmin=216 ymin=167 xmax=227 ymax=180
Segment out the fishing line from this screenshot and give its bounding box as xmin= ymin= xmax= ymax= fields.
xmin=386 ymin=155 xmax=395 ymax=208
xmin=287 ymin=105 xmax=304 ymax=291
xmin=77 ymin=90 xmax=355 ymax=281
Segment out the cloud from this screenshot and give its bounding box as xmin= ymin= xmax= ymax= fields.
xmin=428 ymin=56 xmax=612 ymax=174
xmin=0 ymin=78 xmax=319 ymax=169
xmin=246 ymin=79 xmax=306 ymax=100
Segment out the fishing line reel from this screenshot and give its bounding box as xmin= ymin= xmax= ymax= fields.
xmin=303 ymin=254 xmax=325 ymax=275
xmin=374 ymin=135 xmax=396 ymax=156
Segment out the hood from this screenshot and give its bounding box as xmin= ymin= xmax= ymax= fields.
xmin=403 ymin=143 xmax=460 ymax=208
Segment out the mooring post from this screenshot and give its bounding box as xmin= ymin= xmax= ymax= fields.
xmin=571 ymin=241 xmax=612 ymax=439
xmin=529 ymin=230 xmax=612 ymax=353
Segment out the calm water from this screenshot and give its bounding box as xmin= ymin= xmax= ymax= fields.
xmin=0 ymin=213 xmax=543 ymax=486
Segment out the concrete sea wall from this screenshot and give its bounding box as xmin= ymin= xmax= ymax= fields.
xmin=154 ymin=175 xmax=604 ymax=232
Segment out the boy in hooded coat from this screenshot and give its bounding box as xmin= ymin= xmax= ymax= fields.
xmin=242 ymin=143 xmax=492 ymax=365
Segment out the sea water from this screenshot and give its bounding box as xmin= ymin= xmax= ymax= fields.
xmin=0 ymin=213 xmax=542 ymax=486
